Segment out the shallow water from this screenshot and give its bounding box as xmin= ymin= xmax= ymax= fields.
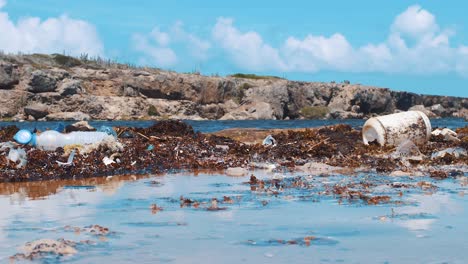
xmin=0 ymin=118 xmax=465 ymax=133
xmin=0 ymin=171 xmax=467 ymax=263
xmin=0 ymin=118 xmax=467 ymax=263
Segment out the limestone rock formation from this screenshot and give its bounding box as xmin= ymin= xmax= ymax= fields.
xmin=0 ymin=53 xmax=465 ymax=121
xmin=46 ymin=111 xmax=90 ymax=121
xmin=0 ymin=62 xmax=19 ymax=89
xmin=24 ymin=104 xmax=49 ymax=119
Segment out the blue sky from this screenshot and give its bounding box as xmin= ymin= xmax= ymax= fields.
xmin=0 ymin=0 xmax=467 ymax=97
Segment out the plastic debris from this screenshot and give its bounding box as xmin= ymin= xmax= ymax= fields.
xmin=8 ymin=147 xmax=27 ymax=168
xmin=362 ymin=111 xmax=431 ymax=146
xmin=103 ymin=156 xmax=115 ymax=166
xmin=226 ymin=167 xmax=248 ymax=177
xmin=54 ymin=122 xmax=65 ymax=132
xmin=65 ymin=121 xmax=95 ymax=132
xmin=13 ymin=129 xmax=33 ymax=144
xmin=119 ymin=130 xmax=134 ymax=138
xmin=18 ymin=130 xmax=115 ymax=151
xmin=250 ymin=162 xmax=276 ymax=171
xmin=215 ymin=145 xmax=229 ymax=151
xmin=0 ymin=142 xmax=15 ymax=152
xmin=97 ymin=126 xmax=118 ymax=138
xmin=146 ymin=144 xmax=154 ymax=151
xmin=432 ymin=128 xmax=460 ymax=142
xmin=391 ymin=140 xmax=423 ymax=161
xmin=56 ymin=149 xmax=76 ymax=166
xmin=431 ymin=147 xmax=467 ymax=160
xmin=262 ymin=135 xmax=277 ymax=146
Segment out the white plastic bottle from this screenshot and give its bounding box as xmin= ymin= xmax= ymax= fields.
xmin=362 ymin=111 xmax=432 ymax=146
xmin=34 ymin=131 xmax=113 ymax=151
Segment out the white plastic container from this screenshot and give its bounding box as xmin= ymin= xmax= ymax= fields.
xmin=35 ymin=130 xmax=113 ymax=151
xmin=362 ymin=111 xmax=432 ymax=146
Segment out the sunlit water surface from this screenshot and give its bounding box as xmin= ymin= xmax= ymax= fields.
xmin=0 ymin=171 xmax=467 ymax=264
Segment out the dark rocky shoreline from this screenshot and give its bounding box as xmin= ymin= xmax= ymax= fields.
xmin=0 ymin=53 xmax=467 ymax=121
xmin=0 ymin=120 xmax=466 ymax=183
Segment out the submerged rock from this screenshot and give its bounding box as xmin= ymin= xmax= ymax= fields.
xmin=12 ymin=238 xmax=77 ymax=260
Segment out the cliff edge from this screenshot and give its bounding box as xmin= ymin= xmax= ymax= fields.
xmin=0 ymin=53 xmax=467 ymax=121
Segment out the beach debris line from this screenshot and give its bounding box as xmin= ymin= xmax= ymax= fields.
xmin=0 ymin=119 xmax=466 ymax=182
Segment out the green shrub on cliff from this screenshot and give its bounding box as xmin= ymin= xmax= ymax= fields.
xmin=148 ymin=105 xmax=159 ymax=116
xmin=300 ymin=106 xmax=329 ymax=119
xmin=52 ymin=54 xmax=83 ymax=67
xmin=230 ymin=73 xmax=283 ymax=80
xmin=235 ymin=82 xmax=253 ymax=103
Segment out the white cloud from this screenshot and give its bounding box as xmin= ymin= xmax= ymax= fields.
xmin=0 ymin=2 xmax=103 ymax=56
xmin=212 ymin=17 xmax=286 ymax=71
xmin=132 ymin=5 xmax=468 ymax=76
xmin=150 ymin=27 xmax=171 ymax=47
xmin=456 ymin=46 xmax=468 ymax=76
xmin=391 ymin=5 xmax=438 ymax=39
xmin=208 ymin=5 xmax=468 ymax=76
xmin=171 ymin=21 xmax=211 ymax=60
xmin=132 ymin=33 xmax=177 ymax=67
xmin=282 ymin=33 xmax=355 ymax=72
xmin=133 ymin=22 xmax=211 ymax=67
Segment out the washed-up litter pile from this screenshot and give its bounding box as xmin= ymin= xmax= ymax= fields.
xmin=0 ymin=121 xmax=250 ymax=182
xmin=0 ymin=117 xmax=466 ymax=182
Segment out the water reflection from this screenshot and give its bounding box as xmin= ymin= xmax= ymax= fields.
xmin=0 ymin=173 xmax=466 ymax=263
xmin=0 ymin=174 xmax=148 ymax=201
xmin=394 ymin=193 xmax=461 ymax=231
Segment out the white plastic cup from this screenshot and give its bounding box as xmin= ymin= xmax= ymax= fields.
xmin=362 ymin=111 xmax=432 ymax=146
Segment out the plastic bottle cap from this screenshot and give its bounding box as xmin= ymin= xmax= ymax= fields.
xmin=13 ymin=129 xmax=33 ymax=144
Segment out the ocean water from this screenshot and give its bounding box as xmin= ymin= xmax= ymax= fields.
xmin=0 ymin=118 xmax=465 ymax=133
xmin=0 ymin=119 xmax=466 ymax=263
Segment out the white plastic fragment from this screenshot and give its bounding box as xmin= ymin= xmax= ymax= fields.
xmin=56 ymin=150 xmax=76 ymax=166
xmin=431 ymin=147 xmax=467 ymax=160
xmin=431 ymin=128 xmax=460 ymax=142
xmin=7 ymin=148 xmax=27 ymax=168
xmin=225 ymin=167 xmax=248 ymax=177
xmin=103 ymin=156 xmax=115 ymax=166
xmin=262 ymin=135 xmax=277 ymax=146
xmin=250 ymin=162 xmax=277 ymax=171
xmin=391 ymin=140 xmax=423 ymax=161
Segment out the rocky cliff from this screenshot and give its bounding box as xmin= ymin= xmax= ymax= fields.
xmin=0 ymin=53 xmax=467 ymax=121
